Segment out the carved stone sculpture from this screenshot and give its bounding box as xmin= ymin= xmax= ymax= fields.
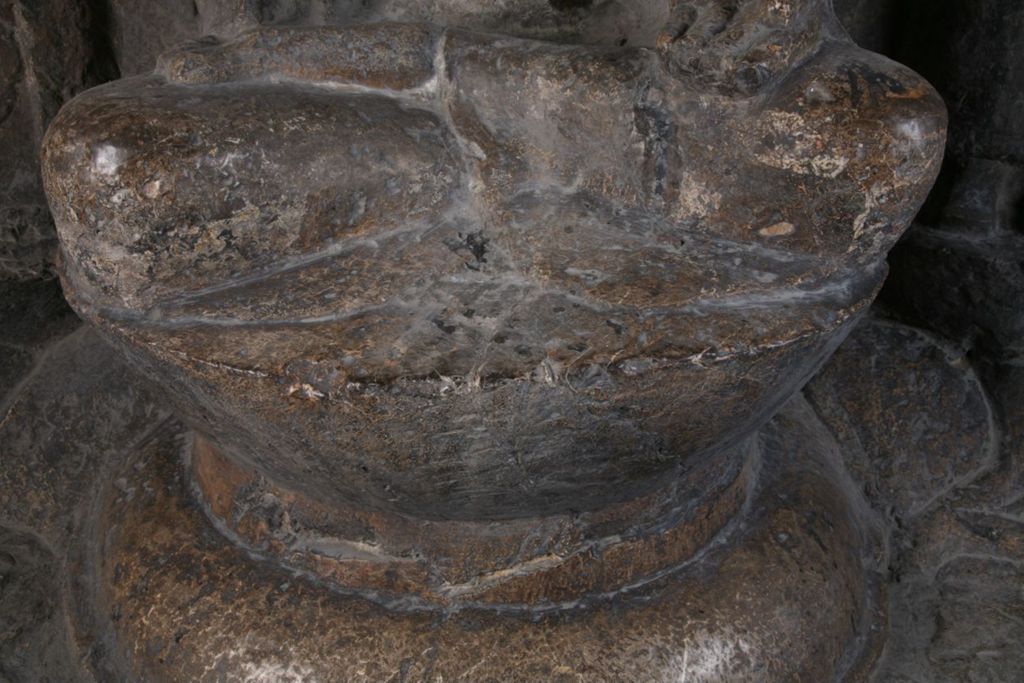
xmin=38 ymin=0 xmax=946 ymax=679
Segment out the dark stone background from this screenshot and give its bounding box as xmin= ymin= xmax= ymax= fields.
xmin=1 ymin=1 xmax=1022 ymax=681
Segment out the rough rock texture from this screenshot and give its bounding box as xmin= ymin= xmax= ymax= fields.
xmin=823 ymin=7 xmax=1024 ymax=676
xmin=32 ymin=4 xmax=950 ymax=675
xmin=823 ymin=9 xmax=1024 ymax=673
xmin=0 ymin=279 xmax=169 ymax=683
xmin=880 ymin=358 xmax=1024 ymax=683
xmin=0 ymin=527 xmax=77 ymax=683
xmin=187 ymin=432 xmax=756 ymax=608
xmin=0 ymin=280 xmax=893 ymax=683
xmin=0 ymin=284 xmax=169 ymax=542
xmin=68 ymin=399 xmax=885 ymax=682
xmin=8 ymin=292 xmax=1021 ymax=681
xmin=806 ymin=316 xmax=1024 ymax=682
xmin=42 ymin=1 xmax=946 ymax=522
xmin=0 ymin=0 xmax=113 ymax=281
xmin=805 ymin=318 xmax=997 ymax=520
xmin=2 ymin=0 xmax=1021 ymax=681
xmin=109 ymin=0 xmax=844 ymax=76
xmin=838 ymin=0 xmax=1024 ymax=362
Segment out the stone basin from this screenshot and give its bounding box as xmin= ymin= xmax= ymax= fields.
xmin=41 ymin=1 xmax=945 ymax=522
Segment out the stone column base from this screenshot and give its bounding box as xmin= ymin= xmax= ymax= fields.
xmin=67 ymin=398 xmax=885 ymax=682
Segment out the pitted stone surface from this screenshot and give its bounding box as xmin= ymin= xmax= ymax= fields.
xmin=67 ymin=399 xmax=885 ymax=682
xmin=9 ymin=298 xmax=1022 ymax=680
xmin=42 ymin=0 xmax=946 ymax=521
xmin=188 ymin=432 xmax=755 ymax=607
xmin=0 ymin=278 xmax=168 ymax=683
xmin=10 ymin=2 xmax=987 ymax=681
xmin=806 ymin=317 xmax=1024 ymax=683
xmin=805 ymin=317 xmax=997 ymax=520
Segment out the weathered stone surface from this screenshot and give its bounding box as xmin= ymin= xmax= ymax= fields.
xmin=42 ymin=1 xmax=946 ymax=522
xmin=925 ymin=558 xmax=1024 ymax=682
xmin=903 ymin=1 xmax=1022 ymax=169
xmin=805 ymin=316 xmax=997 ymax=520
xmin=188 ymin=431 xmax=755 ymax=607
xmin=838 ymin=0 xmax=1024 ymax=363
xmin=8 ymin=305 xmax=1020 ymax=681
xmin=68 ymin=398 xmax=885 ymax=682
xmin=0 ymin=527 xmax=80 ymax=683
xmin=0 ymin=0 xmax=111 ymax=281
xmin=18 ymin=2 xmax=979 ymax=680
xmin=0 ymin=277 xmax=167 ymax=682
xmin=0 ymin=287 xmax=902 ymax=682
xmin=870 ymin=360 xmax=1024 ymax=683
xmin=832 ymin=29 xmax=1024 ymax=683
xmin=837 ymin=0 xmax=1024 ymax=168
xmin=0 ymin=279 xmax=169 ymax=545
xmin=806 ymin=316 xmax=1024 ymax=682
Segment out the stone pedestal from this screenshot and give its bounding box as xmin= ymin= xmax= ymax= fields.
xmin=68 ymin=401 xmax=886 ymax=681
xmin=36 ymin=1 xmax=946 ymax=679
